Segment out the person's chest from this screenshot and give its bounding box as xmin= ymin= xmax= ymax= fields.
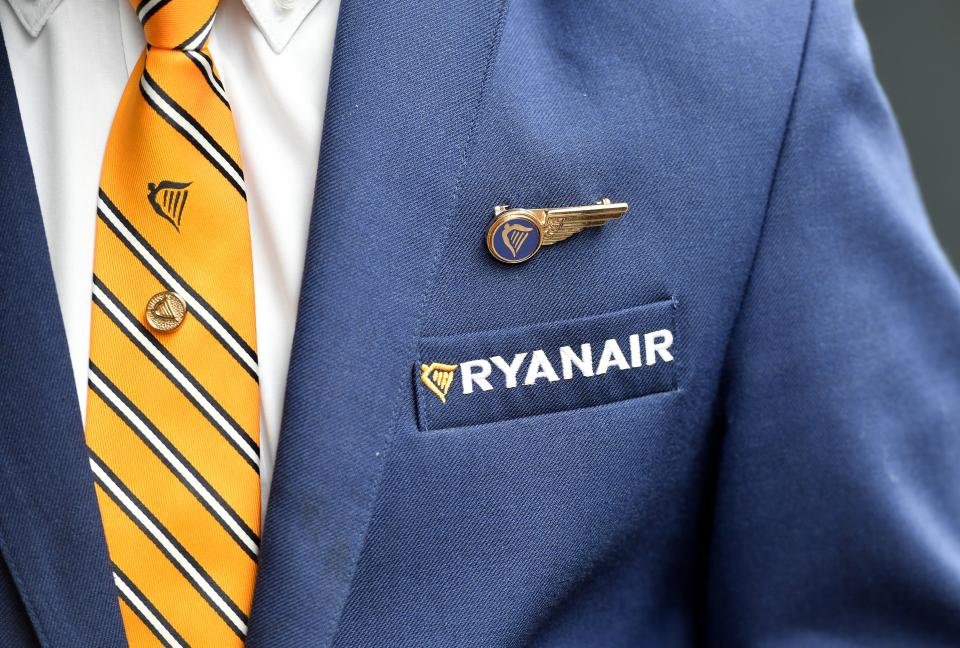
xmin=0 ymin=1 xmax=812 ymax=643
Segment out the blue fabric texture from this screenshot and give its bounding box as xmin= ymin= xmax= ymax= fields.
xmin=1 ymin=0 xmax=959 ymax=646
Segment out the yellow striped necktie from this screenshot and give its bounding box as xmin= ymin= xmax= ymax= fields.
xmin=84 ymin=1 xmax=260 ymax=645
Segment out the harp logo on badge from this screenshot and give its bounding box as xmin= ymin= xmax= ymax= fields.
xmin=420 ymin=362 xmax=459 ymax=403
xmin=487 ymin=212 xmax=543 ymax=263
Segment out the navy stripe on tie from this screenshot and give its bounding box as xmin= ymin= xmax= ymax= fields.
xmin=97 ymin=190 xmax=258 ymax=381
xmin=91 ymin=276 xmax=260 ymax=470
xmin=139 ymin=69 xmax=246 ymax=198
xmin=89 ymin=362 xmax=259 ymax=559
xmin=90 ymin=451 xmax=249 ymax=638
xmin=113 ymin=564 xmax=188 ymax=648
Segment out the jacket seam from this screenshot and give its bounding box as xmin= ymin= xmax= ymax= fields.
xmin=716 ymin=0 xmax=818 ymax=379
xmin=698 ymin=0 xmax=818 ymax=640
xmin=418 ymin=296 xmax=675 ymax=342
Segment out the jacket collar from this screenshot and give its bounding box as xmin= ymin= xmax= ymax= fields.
xmin=4 ymin=0 xmax=321 ymax=52
xmin=0 ymin=26 xmax=127 ymax=647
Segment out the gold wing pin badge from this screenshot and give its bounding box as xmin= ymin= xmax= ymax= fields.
xmin=486 ymin=198 xmax=629 ymax=264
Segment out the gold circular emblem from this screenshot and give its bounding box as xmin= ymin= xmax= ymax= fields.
xmin=145 ymin=291 xmax=187 ymax=332
xmin=486 ymin=209 xmax=544 ymax=264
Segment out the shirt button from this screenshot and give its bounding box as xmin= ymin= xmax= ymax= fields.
xmin=274 ymin=0 xmax=297 ymax=10
xmin=146 ymin=291 xmax=187 ymax=332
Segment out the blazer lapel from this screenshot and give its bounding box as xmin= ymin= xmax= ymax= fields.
xmin=0 ymin=28 xmax=126 ymax=648
xmin=246 ymin=1 xmax=508 ymax=646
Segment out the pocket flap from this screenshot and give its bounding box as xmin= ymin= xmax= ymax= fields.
xmin=415 ymin=298 xmax=678 ymax=430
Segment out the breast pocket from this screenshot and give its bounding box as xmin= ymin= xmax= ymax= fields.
xmin=414 ymin=298 xmax=679 ymax=431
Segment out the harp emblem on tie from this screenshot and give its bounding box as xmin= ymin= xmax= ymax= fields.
xmin=420 ymin=362 xmax=459 ymax=403
xmin=147 ymin=180 xmax=193 ymax=231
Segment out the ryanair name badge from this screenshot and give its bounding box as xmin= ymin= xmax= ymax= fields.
xmin=415 ymin=300 xmax=678 ymax=430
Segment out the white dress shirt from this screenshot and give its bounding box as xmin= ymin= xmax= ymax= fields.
xmin=0 ymin=0 xmax=340 ymax=515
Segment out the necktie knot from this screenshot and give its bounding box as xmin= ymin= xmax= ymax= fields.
xmin=134 ymin=0 xmax=220 ymax=50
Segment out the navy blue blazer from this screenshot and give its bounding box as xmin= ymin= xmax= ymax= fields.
xmin=2 ymin=0 xmax=959 ymax=645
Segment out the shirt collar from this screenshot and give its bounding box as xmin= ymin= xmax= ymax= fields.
xmin=4 ymin=0 xmax=320 ymax=53
xmin=4 ymin=0 xmax=61 ymax=37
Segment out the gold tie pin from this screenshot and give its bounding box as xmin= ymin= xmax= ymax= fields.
xmin=145 ymin=291 xmax=187 ymax=332
xmin=486 ymin=198 xmax=629 ymax=264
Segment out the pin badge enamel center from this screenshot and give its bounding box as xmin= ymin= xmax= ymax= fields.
xmin=486 ymin=198 xmax=628 ymax=264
